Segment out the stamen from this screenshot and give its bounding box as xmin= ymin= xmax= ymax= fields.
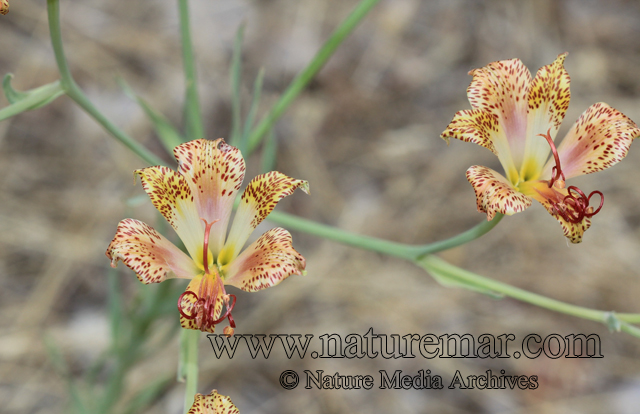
xmin=549 ymin=185 xmax=605 ymax=224
xmin=177 ymin=286 xmax=237 ymax=333
xmin=200 ymin=218 xmax=219 ymax=275
xmin=538 ymin=128 xmax=566 ymax=188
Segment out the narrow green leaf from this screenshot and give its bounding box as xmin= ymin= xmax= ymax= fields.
xmin=117 ymin=78 xmax=185 ymax=152
xmin=261 ymin=129 xmax=278 ymax=173
xmin=3 ymin=74 xmax=29 ymax=103
xmin=229 ymin=23 xmax=246 ymax=146
xmin=240 ymin=67 xmax=265 ymax=153
xmin=0 ymin=76 xmax=65 ymax=121
xmin=416 ymin=257 xmax=504 ymax=299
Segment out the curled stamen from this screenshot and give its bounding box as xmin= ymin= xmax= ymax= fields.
xmin=177 ymin=290 xmax=199 ymax=320
xmin=550 ymin=185 xmax=605 ymax=224
xmin=538 ymin=128 xmax=566 ymax=188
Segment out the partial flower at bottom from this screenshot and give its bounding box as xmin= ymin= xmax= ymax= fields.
xmin=188 ymin=390 xmax=239 ymax=414
xmin=441 ymin=53 xmax=640 ymax=243
xmin=106 ymin=139 xmax=309 ymax=333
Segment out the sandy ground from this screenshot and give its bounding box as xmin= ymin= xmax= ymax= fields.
xmin=2 ymin=0 xmax=640 ymax=413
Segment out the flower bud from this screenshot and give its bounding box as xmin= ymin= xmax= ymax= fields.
xmin=1 ymin=1 xmax=8 ymax=15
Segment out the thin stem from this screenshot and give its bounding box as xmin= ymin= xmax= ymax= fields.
xmin=178 ymin=0 xmax=204 ymax=141
xmin=266 ymin=211 xmax=503 ymax=261
xmin=418 ymin=255 xmax=640 ymax=325
xmin=246 ymin=0 xmax=381 ymax=153
xmin=182 ymin=329 xmax=199 ymax=414
xmin=46 ymin=0 xmax=164 ymax=166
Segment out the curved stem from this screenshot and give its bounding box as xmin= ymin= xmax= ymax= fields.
xmin=178 ymin=0 xmax=204 ymax=141
xmin=418 ymin=255 xmax=640 ymax=325
xmin=46 ymin=0 xmax=165 ymax=167
xmin=246 ymin=0 xmax=381 ymax=153
xmin=267 ymin=211 xmax=503 ymax=260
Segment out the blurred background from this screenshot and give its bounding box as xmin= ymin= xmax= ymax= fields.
xmin=2 ymin=0 xmax=640 ymax=413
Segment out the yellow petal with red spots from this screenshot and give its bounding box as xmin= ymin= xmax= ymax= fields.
xmin=521 ymin=53 xmax=571 ymax=180
xmin=174 ymin=139 xmax=246 ymax=256
xmin=467 ymin=58 xmax=532 ymax=170
xmin=221 ymin=172 xmax=309 ymax=264
xmin=223 ymin=228 xmax=305 ymax=292
xmin=547 ymin=103 xmax=640 ymax=180
xmin=466 ymin=165 xmax=532 ymax=220
xmin=187 ymin=390 xmax=239 ymax=414
xmin=106 ymin=219 xmax=199 ymax=284
xmin=179 ymin=273 xmax=225 ymax=333
xmin=135 ymin=166 xmax=204 ymax=264
xmin=520 ymin=180 xmax=592 ymax=243
xmin=1 ymin=0 xmax=8 ymax=15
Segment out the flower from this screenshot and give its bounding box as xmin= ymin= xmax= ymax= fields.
xmin=441 ymin=53 xmax=640 ymax=243
xmin=1 ymin=0 xmax=8 ymax=15
xmin=187 ymin=389 xmax=239 ymax=414
xmin=106 ymin=139 xmax=309 ymax=333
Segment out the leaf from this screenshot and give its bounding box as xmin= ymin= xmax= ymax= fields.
xmin=416 ymin=256 xmax=504 ymax=299
xmin=0 ymin=75 xmax=65 ymax=121
xmin=117 ymin=77 xmax=184 ymax=152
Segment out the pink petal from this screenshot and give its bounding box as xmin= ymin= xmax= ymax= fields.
xmin=173 ymin=139 xmax=246 ymax=256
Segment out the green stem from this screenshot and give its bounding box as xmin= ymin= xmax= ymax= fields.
xmin=46 ymin=0 xmax=164 ymax=167
xmin=246 ymin=0 xmax=381 ymax=153
xmin=418 ymin=255 xmax=640 ymax=325
xmin=178 ymin=0 xmax=204 ymax=141
xmin=267 ymin=211 xmax=503 ymax=260
xmin=181 ymin=329 xmax=199 ymax=414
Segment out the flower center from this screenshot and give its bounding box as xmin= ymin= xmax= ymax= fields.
xmin=176 ymin=218 xmax=236 ymax=335
xmin=539 ymin=130 xmax=605 ymax=224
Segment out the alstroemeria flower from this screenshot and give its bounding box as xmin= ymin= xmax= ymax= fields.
xmin=106 ymin=139 xmax=309 ymax=333
xmin=187 ymin=389 xmax=239 ymax=414
xmin=441 ymin=53 xmax=639 ymax=243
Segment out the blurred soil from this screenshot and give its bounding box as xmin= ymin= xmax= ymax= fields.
xmin=2 ymin=0 xmax=640 ymax=413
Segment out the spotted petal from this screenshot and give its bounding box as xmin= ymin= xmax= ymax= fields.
xmin=220 ymin=172 xmax=309 ymax=264
xmin=179 ymin=274 xmax=225 ymax=333
xmin=468 ymin=58 xmax=531 ymax=171
xmin=521 ymin=53 xmax=571 ymax=180
xmin=545 ymin=103 xmax=640 ymax=180
xmin=106 ymin=219 xmax=199 ymax=284
xmin=520 ymin=181 xmax=592 ymax=243
xmin=223 ymin=228 xmax=305 ymax=292
xmin=135 ymin=166 xmax=204 ymax=263
xmin=174 ymin=139 xmax=246 ymax=256
xmin=187 ymin=390 xmax=239 ymax=414
xmin=466 ymin=165 xmax=532 ymax=220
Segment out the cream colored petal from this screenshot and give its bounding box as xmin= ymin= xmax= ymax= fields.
xmin=466 ymin=165 xmax=532 ymax=220
xmin=223 ymin=228 xmax=306 ymax=292
xmin=187 ymin=390 xmax=239 ymax=414
xmin=174 ymin=139 xmax=246 ymax=256
xmin=135 ymin=166 xmax=204 ymax=264
xmin=106 ymin=219 xmax=199 ymax=284
xmin=521 ymin=53 xmax=571 ymax=181
xmin=220 ymin=172 xmax=309 ymax=265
